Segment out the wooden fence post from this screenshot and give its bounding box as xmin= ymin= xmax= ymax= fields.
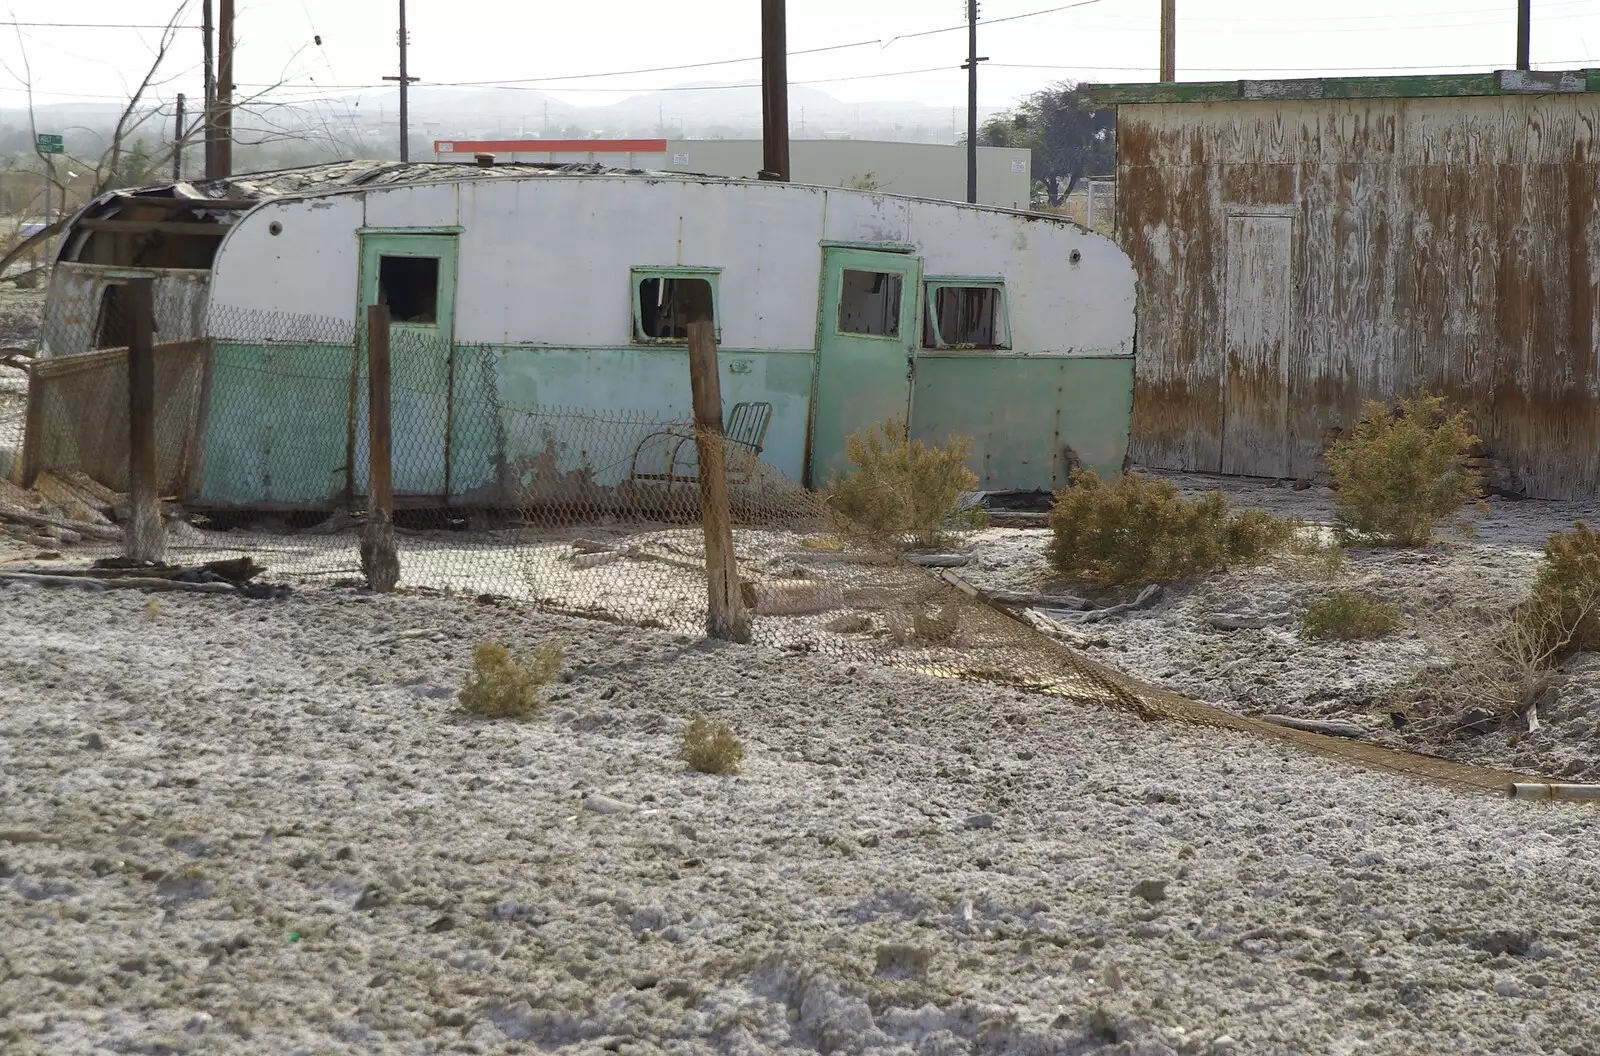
xmin=683 ymin=283 xmax=751 ymax=643
xmin=124 ymin=278 xmax=166 ymax=564
xmin=360 ymin=304 xmax=400 ymax=592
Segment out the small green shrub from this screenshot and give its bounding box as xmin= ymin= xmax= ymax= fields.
xmin=1518 ymin=521 xmax=1600 ymax=659
xmin=680 ymin=715 xmax=743 ymax=775
xmin=1324 ymin=392 xmax=1479 ymax=546
xmin=1278 ymin=532 xmax=1348 ymax=582
xmin=1300 ymin=590 xmax=1401 ymax=641
xmin=827 ymin=418 xmax=984 ymax=550
xmin=1046 ymin=469 xmax=1296 ymax=586
xmin=458 ymin=642 xmax=563 ymax=719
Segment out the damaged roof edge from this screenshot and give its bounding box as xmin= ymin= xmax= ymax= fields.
xmin=70 ymin=159 xmax=1097 ymax=239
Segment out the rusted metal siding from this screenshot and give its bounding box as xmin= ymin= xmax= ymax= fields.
xmin=1118 ymin=94 xmax=1600 ymax=499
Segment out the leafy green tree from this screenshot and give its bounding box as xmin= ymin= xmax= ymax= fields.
xmin=980 ymin=82 xmax=1114 ymax=206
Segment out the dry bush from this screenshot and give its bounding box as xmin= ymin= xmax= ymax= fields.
xmin=1391 ymin=529 xmax=1600 ymax=732
xmin=1520 ymin=521 xmax=1600 ymax=659
xmin=1046 ymin=469 xmax=1298 ymax=586
xmin=827 ymin=418 xmax=985 ymax=550
xmin=1300 ymin=590 xmax=1400 ymax=641
xmin=1324 ymin=392 xmax=1479 ymax=546
xmin=458 ymin=642 xmax=563 ymax=720
xmin=1277 ymin=532 xmax=1348 ymax=583
xmin=680 ymin=715 xmax=743 ymax=774
xmin=1394 ymin=609 xmax=1569 ymax=734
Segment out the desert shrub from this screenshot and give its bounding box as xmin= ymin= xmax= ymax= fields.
xmin=680 ymin=715 xmax=743 ymax=775
xmin=827 ymin=418 xmax=984 ymax=550
xmin=1518 ymin=521 xmax=1600 ymax=659
xmin=1046 ymin=469 xmax=1296 ymax=586
xmin=1277 ymin=531 xmax=1348 ymax=583
xmin=1300 ymin=590 xmax=1401 ymax=641
xmin=1324 ymin=392 xmax=1479 ymax=546
xmin=458 ymin=642 xmax=563 ymax=719
xmin=1387 ymin=528 xmax=1600 ymax=731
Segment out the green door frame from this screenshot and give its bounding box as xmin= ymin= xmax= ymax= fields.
xmin=354 ymin=230 xmax=460 ymax=499
xmin=809 ymin=245 xmax=923 ymax=487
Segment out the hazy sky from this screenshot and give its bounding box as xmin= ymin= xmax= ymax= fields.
xmin=5 ymin=0 xmax=1598 ymax=114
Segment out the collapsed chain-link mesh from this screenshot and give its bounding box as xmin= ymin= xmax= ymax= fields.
xmin=5 ymin=288 xmax=1538 ymax=795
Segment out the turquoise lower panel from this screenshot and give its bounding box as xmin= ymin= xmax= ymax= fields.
xmin=450 ymin=346 xmax=815 ymax=502
xmin=910 ymin=355 xmax=1134 ymax=491
xmin=197 ymin=342 xmax=354 ymax=506
xmin=198 ymin=342 xmax=815 ymax=506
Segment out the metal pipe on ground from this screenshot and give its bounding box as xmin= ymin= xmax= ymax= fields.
xmin=1508 ymin=782 xmax=1600 ymax=802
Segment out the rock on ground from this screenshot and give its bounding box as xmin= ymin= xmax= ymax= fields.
xmin=3 ymin=585 xmax=1599 ymax=1055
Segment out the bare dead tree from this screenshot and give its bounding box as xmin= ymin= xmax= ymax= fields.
xmin=0 ymin=2 xmax=301 ymax=283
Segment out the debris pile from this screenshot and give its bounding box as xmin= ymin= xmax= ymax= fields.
xmin=0 ymin=470 xmax=126 ymax=547
xmin=0 ymin=555 xmax=288 ymax=598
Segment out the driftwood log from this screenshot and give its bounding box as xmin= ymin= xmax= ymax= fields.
xmin=0 ymin=572 xmax=235 ymax=594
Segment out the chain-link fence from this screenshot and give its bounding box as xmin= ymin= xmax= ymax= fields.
xmin=2 ymin=285 xmax=1542 ymax=796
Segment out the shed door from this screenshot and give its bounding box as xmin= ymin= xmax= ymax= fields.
xmin=1221 ymin=213 xmax=1293 ymax=477
xmin=810 ymin=246 xmax=922 ymax=486
xmin=356 ymin=232 xmax=459 ymax=498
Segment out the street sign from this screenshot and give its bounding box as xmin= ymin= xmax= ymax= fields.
xmin=36 ymin=133 xmax=64 ymax=154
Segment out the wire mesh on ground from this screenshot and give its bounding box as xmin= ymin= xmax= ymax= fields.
xmin=5 ymin=295 xmax=1539 ymax=796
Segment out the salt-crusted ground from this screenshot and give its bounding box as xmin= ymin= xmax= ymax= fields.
xmin=960 ymin=473 xmax=1600 ymax=782
xmin=4 ymin=584 xmax=1600 ymax=1056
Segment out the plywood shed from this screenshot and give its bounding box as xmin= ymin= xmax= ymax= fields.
xmin=1089 ymin=69 xmax=1600 ymax=499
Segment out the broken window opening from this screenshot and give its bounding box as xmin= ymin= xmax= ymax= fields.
xmin=838 ymin=269 xmax=903 ymax=337
xmin=377 ymin=255 xmax=440 ymax=324
xmin=93 ymin=284 xmax=136 ymax=350
xmin=636 ymin=277 xmax=715 ymax=342
xmin=923 ymin=285 xmax=1007 ymax=349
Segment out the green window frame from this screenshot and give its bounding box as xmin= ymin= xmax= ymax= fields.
xmin=631 ymin=266 xmax=723 ymax=344
xmin=921 ymin=276 xmax=1012 ymax=351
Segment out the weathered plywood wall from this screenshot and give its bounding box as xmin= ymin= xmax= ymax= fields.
xmin=1118 ymin=94 xmax=1600 ymax=499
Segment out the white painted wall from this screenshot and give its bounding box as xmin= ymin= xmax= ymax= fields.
xmin=207 ymin=196 xmax=365 ymax=335
xmin=206 ymin=174 xmax=1135 ymax=357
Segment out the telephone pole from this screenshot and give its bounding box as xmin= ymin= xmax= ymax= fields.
xmin=202 ymin=0 xmax=216 ymax=178
xmin=174 ymin=94 xmax=185 ymax=181
xmin=214 ymin=0 xmax=234 ymax=178
xmin=760 ymin=0 xmax=790 ymax=181
xmin=964 ymin=1 xmax=988 ymax=204
xmin=1160 ymin=0 xmax=1176 ymax=82
xmin=383 ymin=0 xmax=420 ymax=162
xmin=1517 ymin=0 xmax=1531 ymax=70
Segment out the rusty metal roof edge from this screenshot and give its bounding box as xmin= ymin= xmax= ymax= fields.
xmin=1086 ymin=67 xmax=1600 ymax=106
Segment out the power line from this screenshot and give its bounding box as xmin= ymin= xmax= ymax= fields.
xmin=992 ymin=58 xmax=1598 ymax=73
xmin=234 ymin=0 xmax=1115 ymax=93
xmin=2 ymin=21 xmax=202 ymax=30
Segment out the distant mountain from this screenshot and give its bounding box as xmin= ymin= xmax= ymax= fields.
xmin=4 ymin=82 xmax=1010 ymax=158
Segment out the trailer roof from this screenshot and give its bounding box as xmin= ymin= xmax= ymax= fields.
xmin=1085 ymin=68 xmax=1600 ymax=107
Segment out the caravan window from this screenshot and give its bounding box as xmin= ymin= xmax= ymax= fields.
xmin=632 ymin=267 xmax=722 ymax=343
xmin=837 ymin=269 xmax=903 ymax=337
xmin=378 ymin=255 xmax=440 ymax=324
xmin=921 ymin=280 xmax=1010 ymax=350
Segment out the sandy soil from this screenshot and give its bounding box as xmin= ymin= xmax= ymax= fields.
xmin=959 ymin=473 xmax=1600 ymax=782
xmin=4 ymin=583 xmax=1600 ymax=1056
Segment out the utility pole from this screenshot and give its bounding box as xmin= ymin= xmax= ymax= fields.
xmin=215 ymin=0 xmax=234 ymax=179
xmin=964 ymin=0 xmax=988 ymax=204
xmin=174 ymin=94 xmax=185 ymax=181
xmin=760 ymin=0 xmax=790 ymax=181
xmin=1160 ymin=0 xmax=1176 ymax=82
xmin=1517 ymin=0 xmax=1531 ymax=70
xmin=202 ymin=0 xmax=216 ymax=178
xmin=383 ymin=0 xmax=419 ymax=162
